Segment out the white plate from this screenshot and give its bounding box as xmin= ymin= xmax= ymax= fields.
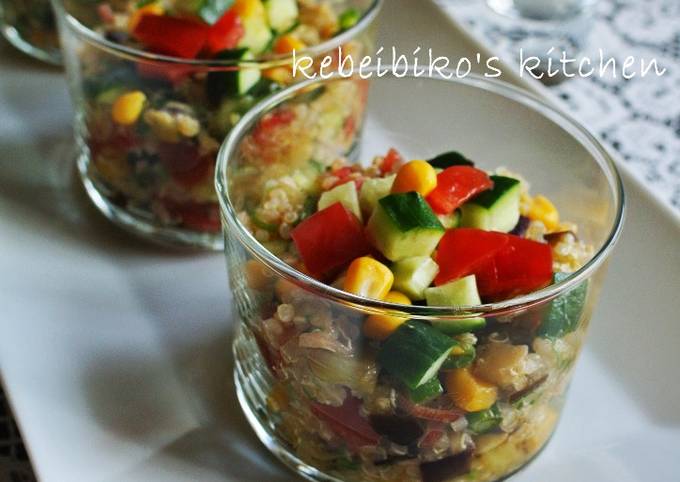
xmin=0 ymin=1 xmax=679 ymax=481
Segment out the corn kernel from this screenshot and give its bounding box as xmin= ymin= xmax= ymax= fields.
xmin=128 ymin=2 xmax=164 ymax=31
xmin=263 ymin=66 xmax=293 ymax=84
xmin=274 ymin=35 xmax=307 ymax=54
xmin=112 ymin=91 xmax=147 ymax=126
xmin=234 ymin=0 xmax=266 ymax=19
xmin=391 ymin=160 xmax=438 ymax=196
xmin=343 ymin=257 xmax=394 ymax=300
xmin=527 ymin=194 xmax=560 ymax=232
xmin=445 ymin=367 xmax=498 ymax=412
xmin=363 ymin=291 xmax=411 ymax=340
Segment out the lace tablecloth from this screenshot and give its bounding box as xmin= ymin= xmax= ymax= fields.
xmin=436 ymin=0 xmax=680 ymax=215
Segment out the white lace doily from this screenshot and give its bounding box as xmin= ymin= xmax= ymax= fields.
xmin=436 ymin=0 xmax=680 ymax=215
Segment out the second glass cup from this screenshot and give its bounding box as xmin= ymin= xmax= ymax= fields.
xmin=53 ymin=0 xmax=382 ymax=249
xmin=1 ymin=0 xmax=61 ymax=64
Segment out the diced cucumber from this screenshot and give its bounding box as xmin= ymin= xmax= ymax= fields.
xmin=359 ymin=175 xmax=395 ymax=217
xmin=392 ymin=256 xmax=439 ymax=301
xmin=339 ymin=7 xmax=361 ymax=31
xmin=437 ymin=210 xmax=461 ymax=229
xmin=537 ymin=273 xmax=588 ymax=339
xmin=206 ymin=49 xmax=261 ymax=103
xmin=265 ymin=0 xmax=298 ymax=33
xmin=366 ymin=192 xmax=445 ymax=262
xmin=425 ymin=275 xmax=481 ymax=306
xmin=441 ymin=341 xmax=476 ymax=369
xmin=183 ymin=0 xmax=234 ymax=25
xmin=408 ymin=376 xmax=443 ymax=403
xmin=238 ymin=9 xmax=273 ymax=54
xmin=460 ymin=175 xmax=521 ymax=233
xmin=424 ymin=276 xmax=485 ymax=335
xmin=466 ymin=404 xmax=502 ymax=434
xmin=378 ymin=321 xmax=456 ymax=389
xmin=318 ymin=182 xmax=362 ymax=221
xmin=428 ymin=151 xmax=474 ymax=169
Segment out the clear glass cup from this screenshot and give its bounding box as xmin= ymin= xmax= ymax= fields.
xmin=52 ymin=0 xmax=382 ymax=249
xmin=0 ymin=0 xmax=61 ymax=64
xmin=486 ymin=0 xmax=598 ymax=77
xmin=216 ymin=71 xmax=625 ymax=481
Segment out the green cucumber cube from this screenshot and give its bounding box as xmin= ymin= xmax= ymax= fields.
xmin=378 ymin=321 xmax=455 ymax=389
xmin=392 ymin=256 xmax=440 ymax=301
xmin=537 ymin=272 xmax=588 ymax=339
xmin=359 ymin=175 xmax=395 ymax=217
xmin=425 ymin=275 xmax=485 ymax=335
xmin=366 ymin=192 xmax=445 ymax=262
xmin=460 ymin=175 xmax=521 ymax=233
xmin=466 ymin=404 xmax=503 ymax=434
xmin=408 ymin=376 xmax=443 ymax=403
xmin=318 ymin=182 xmax=362 ymax=221
xmin=437 ymin=210 xmax=461 ymax=229
xmin=265 ymin=0 xmax=299 ymax=33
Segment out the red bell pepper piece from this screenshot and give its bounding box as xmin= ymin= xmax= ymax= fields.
xmin=163 ymin=201 xmax=222 ymax=232
xmin=426 ymin=166 xmax=493 ymax=215
xmin=137 ymin=61 xmax=196 ymax=84
xmin=434 ymin=228 xmax=509 ymax=286
xmin=290 ymin=202 xmax=370 ymax=279
xmin=310 ymin=395 xmax=380 ymax=451
xmin=133 ymin=14 xmax=209 ymax=59
xmin=476 ymin=235 xmax=553 ymax=301
xmin=379 ymin=148 xmax=403 ymax=175
xmin=204 ymin=9 xmax=245 ymax=55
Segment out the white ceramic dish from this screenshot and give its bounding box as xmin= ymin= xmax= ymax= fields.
xmin=0 ymin=1 xmax=678 ymax=481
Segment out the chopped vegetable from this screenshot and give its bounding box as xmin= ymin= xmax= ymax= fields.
xmin=460 ymin=175 xmax=521 ymax=233
xmin=475 ymin=235 xmax=553 ymax=301
xmin=408 ymin=376 xmax=444 ymax=403
xmin=133 ymin=14 xmax=210 ymax=58
xmin=366 ymin=192 xmax=444 ymax=262
xmin=466 ymin=403 xmax=502 ymax=434
xmin=264 ymin=0 xmax=299 ymax=33
xmin=369 ymin=414 xmax=424 ymax=446
xmin=426 ymin=166 xmax=493 ymax=215
xmin=425 ymin=276 xmax=486 ymax=335
xmin=427 ymin=151 xmax=474 ymax=169
xmin=391 ymin=256 xmax=439 ymax=301
xmin=343 ymin=257 xmax=394 ymax=300
xmin=338 ymin=7 xmax=361 ymax=31
xmin=204 ymin=9 xmax=245 ymax=54
xmin=290 ymin=202 xmax=370 ymax=279
xmin=445 ymin=367 xmax=498 ymax=412
xmin=318 ymin=180 xmax=362 ymax=221
xmin=363 ymin=291 xmax=411 ymax=340
xmin=359 ymin=175 xmax=395 ymax=217
xmin=310 ymin=395 xmax=380 ymax=451
xmin=378 ymin=321 xmax=456 ymax=389
xmin=537 ymin=273 xmax=588 ymax=339
xmin=434 ymin=228 xmax=509 ymax=286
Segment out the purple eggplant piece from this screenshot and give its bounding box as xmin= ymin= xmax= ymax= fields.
xmin=510 ymin=215 xmax=530 ymax=237
xmin=420 ymin=450 xmax=474 ymax=482
xmin=544 ymin=230 xmax=578 ymax=246
xmin=369 ymin=414 xmax=424 ymax=446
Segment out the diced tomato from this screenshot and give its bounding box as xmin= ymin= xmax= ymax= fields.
xmin=137 ymin=61 xmax=196 ymax=84
xmin=133 ymin=14 xmax=209 ymax=58
xmin=380 ymin=148 xmax=403 ymax=175
xmin=434 ymin=228 xmax=509 ymax=286
xmin=164 ymin=201 xmax=221 ymax=232
xmin=290 ymin=202 xmax=371 ymax=279
xmin=252 ymin=110 xmax=296 ymax=146
xmin=476 ymin=235 xmax=553 ymax=301
xmin=310 ymin=395 xmax=380 ymax=451
xmin=204 ymin=9 xmax=245 ymax=55
xmin=426 ymin=166 xmax=493 ymax=215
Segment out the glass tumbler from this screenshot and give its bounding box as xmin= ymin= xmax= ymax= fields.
xmin=0 ymin=0 xmax=61 ymax=64
xmin=486 ymin=0 xmax=598 ymax=75
xmin=217 ymin=71 xmax=624 ymax=481
xmin=52 ymin=0 xmax=381 ymax=249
